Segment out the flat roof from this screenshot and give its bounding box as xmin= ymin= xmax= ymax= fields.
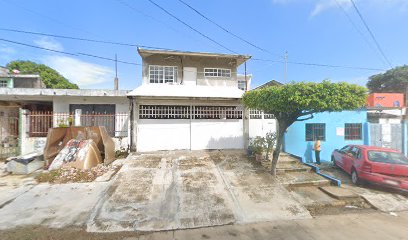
xmin=0 ymin=74 xmax=41 ymax=78
xmin=127 ymin=84 xmax=244 ymax=99
xmin=138 ymin=48 xmax=251 ymax=66
xmin=0 ymin=88 xmax=130 ymax=97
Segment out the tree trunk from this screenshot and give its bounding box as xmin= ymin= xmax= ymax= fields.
xmin=270 ymin=120 xmax=287 ymax=176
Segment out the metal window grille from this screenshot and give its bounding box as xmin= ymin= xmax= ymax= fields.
xmin=149 ymin=65 xmax=177 ymax=83
xmin=204 ymin=68 xmax=231 ymax=77
xmin=139 ymin=105 xmax=190 ymax=119
xmin=249 ymin=109 xmax=262 ymax=119
xmin=26 ymin=111 xmax=128 ymax=137
xmin=194 ymin=106 xmax=242 ymax=119
xmin=305 ymin=123 xmax=326 ymax=141
xmin=263 ymin=112 xmax=275 ymax=119
xmin=345 ymin=123 xmax=362 ymax=140
xmin=0 ymin=80 xmax=7 ymax=88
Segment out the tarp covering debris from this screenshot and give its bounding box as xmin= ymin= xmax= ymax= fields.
xmin=43 ymin=126 xmax=115 ymax=167
xmin=6 ymin=152 xmax=44 ymax=174
xmin=49 ymin=139 xmax=102 ymax=170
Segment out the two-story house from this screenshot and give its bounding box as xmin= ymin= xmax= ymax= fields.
xmin=127 ymin=48 xmax=251 ymax=152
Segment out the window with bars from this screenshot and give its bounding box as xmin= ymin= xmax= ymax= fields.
xmin=194 ymin=106 xmax=242 ymax=119
xmin=139 ymin=105 xmax=190 ymax=119
xmin=204 ymin=68 xmax=231 ymax=77
xmin=345 ymin=123 xmax=362 ymax=140
xmin=0 ymin=80 xmax=8 ymax=88
xmin=249 ymin=109 xmax=262 ymax=119
xmin=305 ymin=123 xmax=326 ymax=141
xmin=149 ymin=65 xmax=178 ymax=83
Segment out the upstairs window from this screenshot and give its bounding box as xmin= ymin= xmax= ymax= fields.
xmin=204 ymin=68 xmax=231 ymax=77
xmin=149 ymin=65 xmax=177 ymax=83
xmin=238 ymin=80 xmax=246 ymax=91
xmin=305 ymin=123 xmax=326 ymax=141
xmin=345 ymin=123 xmax=362 ymax=140
xmin=0 ymin=80 xmax=8 ymax=88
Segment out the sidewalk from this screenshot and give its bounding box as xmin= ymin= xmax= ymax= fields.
xmin=1 ymin=211 xmax=407 ymax=239
xmin=137 ymin=211 xmax=408 ymax=240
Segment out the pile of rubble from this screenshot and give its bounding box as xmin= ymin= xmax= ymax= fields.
xmin=36 ymin=164 xmax=121 ymax=184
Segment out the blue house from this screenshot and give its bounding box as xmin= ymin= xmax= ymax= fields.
xmin=284 ymin=110 xmax=370 ymax=163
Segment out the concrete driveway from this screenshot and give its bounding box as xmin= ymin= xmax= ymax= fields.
xmin=87 ymin=150 xmax=311 ymax=232
xmin=320 ymin=165 xmax=408 ymax=212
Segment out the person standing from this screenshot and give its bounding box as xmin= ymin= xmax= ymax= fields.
xmin=314 ymin=139 xmax=321 ymax=165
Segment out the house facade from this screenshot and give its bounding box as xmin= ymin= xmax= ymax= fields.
xmin=0 ymin=88 xmax=130 ymax=158
xmin=127 ymin=48 xmax=251 ymax=152
xmin=284 ymin=110 xmax=370 ymax=163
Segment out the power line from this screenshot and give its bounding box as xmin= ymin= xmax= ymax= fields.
xmin=146 ymin=0 xmax=237 ymax=54
xmin=252 ymin=58 xmax=385 ymax=71
xmin=0 ymin=0 xmax=98 ymax=38
xmin=0 ymin=28 xmax=171 ymax=50
xmin=334 ymin=0 xmax=387 ymax=67
xmin=176 ymin=0 xmax=283 ymax=59
xmin=350 ymin=0 xmax=393 ymax=68
xmin=0 ymin=38 xmax=141 ymax=66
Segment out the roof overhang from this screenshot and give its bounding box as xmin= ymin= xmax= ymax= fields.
xmin=138 ymin=48 xmax=251 ymax=66
xmin=127 ymin=84 xmax=244 ymax=99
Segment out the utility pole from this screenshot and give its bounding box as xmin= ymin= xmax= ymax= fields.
xmin=284 ymin=51 xmax=288 ymax=83
xmin=114 ymin=54 xmax=119 ymax=90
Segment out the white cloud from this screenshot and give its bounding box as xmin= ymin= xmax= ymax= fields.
xmin=34 ymin=37 xmax=64 ymax=51
xmin=272 ymin=0 xmax=408 ymax=17
xmin=311 ymin=0 xmax=352 ymax=17
xmin=42 ymin=55 xmax=114 ymax=87
xmin=0 ymin=44 xmax=16 ymax=55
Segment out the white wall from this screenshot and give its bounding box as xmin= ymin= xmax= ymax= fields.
xmin=191 ymin=119 xmax=244 ymax=150
xmin=53 ymin=96 xmax=128 ymax=113
xmin=249 ymin=118 xmax=277 ymax=139
xmin=136 ymin=119 xmax=191 ymax=152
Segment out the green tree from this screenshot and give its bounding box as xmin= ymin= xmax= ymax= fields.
xmin=242 ymin=81 xmax=367 ymax=176
xmin=367 ymin=65 xmax=408 ymax=93
xmin=6 ymin=60 xmax=78 ymax=89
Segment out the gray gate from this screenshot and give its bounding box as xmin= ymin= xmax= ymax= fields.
xmin=369 ymin=123 xmax=403 ymax=152
xmin=391 ymin=124 xmax=403 ymax=152
xmin=370 ymin=124 xmax=382 ymax=147
xmin=0 ymin=115 xmax=19 ymax=159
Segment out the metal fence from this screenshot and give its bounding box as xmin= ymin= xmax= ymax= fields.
xmin=26 ymin=111 xmax=129 ymax=137
xmin=0 ymin=114 xmax=19 ymax=159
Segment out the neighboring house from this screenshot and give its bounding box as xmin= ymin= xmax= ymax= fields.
xmin=0 ymin=88 xmax=130 ymax=157
xmin=127 ymin=48 xmax=251 ymax=152
xmin=284 ymin=110 xmax=370 ymax=163
xmin=284 ymin=110 xmax=408 ymax=163
xmin=367 ymin=93 xmax=404 ymax=108
xmin=0 ymin=66 xmax=45 ymax=89
xmin=253 ymin=79 xmax=283 ymax=90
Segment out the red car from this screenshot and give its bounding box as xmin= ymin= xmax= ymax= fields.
xmin=331 ymin=145 xmax=408 ymax=191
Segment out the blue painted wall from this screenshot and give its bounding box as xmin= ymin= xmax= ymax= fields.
xmin=284 ymin=110 xmax=369 ymax=163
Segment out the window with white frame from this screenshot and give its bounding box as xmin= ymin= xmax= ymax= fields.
xmin=204 ymin=68 xmax=231 ymax=77
xmin=238 ymin=80 xmax=246 ymax=91
xmin=149 ymin=65 xmax=177 ymax=83
xmin=0 ymin=80 xmax=8 ymax=88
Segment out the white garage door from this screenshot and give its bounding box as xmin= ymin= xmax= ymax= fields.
xmin=136 ymin=105 xmax=244 ymax=152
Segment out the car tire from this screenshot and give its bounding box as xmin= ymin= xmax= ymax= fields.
xmin=351 ymin=169 xmax=360 ymax=185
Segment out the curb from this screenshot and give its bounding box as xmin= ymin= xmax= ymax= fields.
xmin=303 ymin=162 xmax=342 ymax=187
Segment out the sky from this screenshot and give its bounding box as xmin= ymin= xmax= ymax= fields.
xmin=0 ymin=0 xmax=407 ymax=90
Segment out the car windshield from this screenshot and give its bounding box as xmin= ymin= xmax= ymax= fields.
xmin=367 ymin=151 xmax=408 ymax=165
